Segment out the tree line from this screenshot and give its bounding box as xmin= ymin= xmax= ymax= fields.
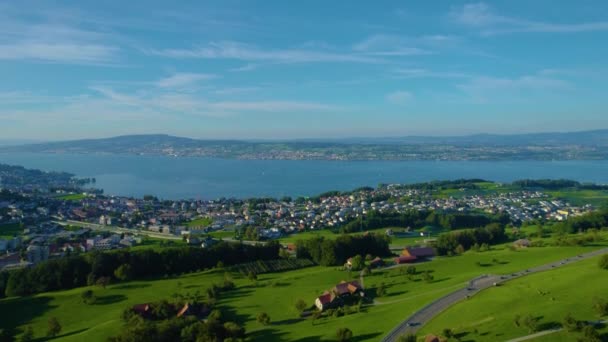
xmin=0 ymin=241 xmax=280 ymax=298
xmin=552 ymin=208 xmax=608 ymax=234
xmin=434 ymin=223 xmax=508 ymax=255
xmin=295 ymin=233 xmax=391 ymax=266
xmin=339 ymin=209 xmax=510 ymax=234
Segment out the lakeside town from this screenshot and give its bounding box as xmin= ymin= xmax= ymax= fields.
xmin=0 ymin=163 xmax=595 ymax=271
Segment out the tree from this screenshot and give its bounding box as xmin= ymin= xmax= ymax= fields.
xmin=349 ymin=255 xmax=364 ymax=271
xmin=336 ymin=327 xmax=353 ymax=342
xmin=422 ymin=271 xmax=434 ymax=283
xmin=455 ymin=244 xmax=465 ymax=255
xmin=81 ymin=289 xmax=96 ymax=305
xmin=580 ymin=325 xmax=601 ymax=342
xmin=562 ymin=313 xmax=583 ymax=332
xmin=114 ymin=264 xmax=133 ymax=281
xmin=96 ymin=276 xmax=110 ymax=288
xmin=279 ymin=249 xmax=290 ymax=259
xmin=19 ymin=326 xmax=33 ymax=342
xmin=592 ymin=297 xmax=608 ymax=317
xmin=257 ymin=312 xmax=271 ymax=326
xmin=397 ymin=334 xmax=417 ymax=342
xmin=376 ymin=283 xmax=386 ymax=297
xmin=248 ymin=271 xmax=258 ymax=283
xmin=442 ymin=328 xmax=453 ymax=339
xmin=406 ymin=266 xmax=416 ymax=276
xmin=47 ymin=317 xmax=62 ymax=337
xmin=295 ymin=299 xmax=308 ymax=313
xmin=513 ymin=314 xmax=521 ymax=327
xmin=521 ymin=314 xmax=539 ymax=333
xmin=599 ymin=254 xmax=608 ymax=270
xmin=223 ymin=322 xmax=245 ymax=339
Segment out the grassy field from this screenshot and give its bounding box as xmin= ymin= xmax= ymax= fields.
xmin=546 ymin=189 xmax=608 ymax=206
xmin=184 ymin=217 xmax=213 ymax=228
xmin=1 ymin=241 xmax=606 ymax=341
xmin=56 ymin=193 xmax=88 ymax=201
xmin=419 ymin=255 xmax=608 ymax=341
xmin=207 ymin=230 xmax=237 ymax=239
xmin=0 ymin=223 xmax=22 ymax=239
xmin=127 ymin=237 xmax=186 ymax=251
xmin=434 ymin=182 xmax=515 ymax=199
xmin=278 ymin=227 xmax=434 ymax=248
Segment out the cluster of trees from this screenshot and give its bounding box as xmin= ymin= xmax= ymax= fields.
xmin=110 ymin=308 xmax=244 ymax=342
xmin=340 ymin=209 xmax=509 ymax=234
xmin=2 ymin=241 xmax=280 ymax=297
xmin=434 ymin=223 xmax=508 ymax=256
xmin=295 ymin=234 xmax=391 ymax=266
xmin=513 ymin=179 xmax=608 ymax=190
xmin=387 ymin=179 xmax=487 ymax=192
xmin=552 ymin=209 xmax=608 ymax=234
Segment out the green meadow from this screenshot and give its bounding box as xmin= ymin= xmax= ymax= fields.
xmin=184 ymin=217 xmax=213 ymax=228
xmin=1 ymin=241 xmax=606 ymax=341
xmin=420 ymin=255 xmax=608 ymax=341
xmin=56 ymin=193 xmax=88 ymax=201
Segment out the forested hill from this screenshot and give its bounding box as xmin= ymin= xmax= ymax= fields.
xmin=2 ymin=130 xmax=608 ymax=161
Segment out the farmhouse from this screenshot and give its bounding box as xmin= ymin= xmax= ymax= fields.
xmin=333 ymin=280 xmax=363 ymax=297
xmin=395 ymin=255 xmax=418 ymax=264
xmin=402 ymin=246 xmax=435 ymax=259
xmin=314 ymin=280 xmax=364 ymax=311
xmin=315 ymin=291 xmax=336 ymax=311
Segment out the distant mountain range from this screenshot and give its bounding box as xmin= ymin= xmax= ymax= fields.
xmin=2 ymin=130 xmax=608 ymax=161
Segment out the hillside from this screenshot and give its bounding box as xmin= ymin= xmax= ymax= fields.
xmin=2 ymin=130 xmax=608 ymax=161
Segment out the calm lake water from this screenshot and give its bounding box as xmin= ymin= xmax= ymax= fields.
xmin=1 ymin=153 xmax=608 ymax=200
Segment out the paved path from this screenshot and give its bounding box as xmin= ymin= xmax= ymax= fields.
xmin=381 ymin=247 xmax=608 ymax=342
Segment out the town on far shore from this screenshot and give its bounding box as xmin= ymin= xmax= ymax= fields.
xmin=0 ymin=162 xmax=602 ymax=271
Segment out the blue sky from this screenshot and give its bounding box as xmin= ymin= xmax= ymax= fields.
xmin=1 ymin=0 xmax=608 ymax=140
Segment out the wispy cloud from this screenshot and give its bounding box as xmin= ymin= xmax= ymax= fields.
xmin=156 ymin=73 xmax=217 ymax=88
xmin=230 ymin=63 xmax=260 ymax=72
xmin=450 ymin=2 xmax=608 ymax=35
xmin=0 ymin=42 xmax=117 ymax=64
xmin=353 ymin=35 xmax=432 ymax=56
xmin=393 ymin=68 xmax=470 ymax=79
xmin=144 ymin=41 xmax=382 ymax=64
xmin=0 ymin=7 xmax=120 ymax=64
xmin=458 ymin=73 xmax=570 ymax=102
xmin=386 ymin=91 xmax=413 ymax=105
xmin=88 ymin=86 xmax=339 ymax=116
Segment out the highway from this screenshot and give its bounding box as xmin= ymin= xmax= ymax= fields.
xmin=54 ymin=219 xmax=183 ymax=240
xmin=381 ymin=247 xmax=608 ymax=341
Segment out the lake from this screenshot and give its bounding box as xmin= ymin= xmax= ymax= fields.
xmin=1 ymin=153 xmax=608 ymax=200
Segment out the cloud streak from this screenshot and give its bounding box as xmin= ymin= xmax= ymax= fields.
xmin=144 ymin=41 xmax=383 ymax=64
xmin=156 ymin=73 xmax=218 ymax=88
xmin=386 ymin=91 xmax=413 ymax=105
xmin=0 ymin=7 xmax=120 ymax=64
xmin=451 ymin=2 xmax=608 ymax=35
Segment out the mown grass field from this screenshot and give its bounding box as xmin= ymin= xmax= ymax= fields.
xmin=434 ymin=182 xmax=515 ymax=199
xmin=1 ymin=241 xmax=606 ymax=341
xmin=546 ymin=189 xmax=608 ymax=206
xmin=184 ymin=217 xmax=213 ymax=228
xmin=278 ymin=227 xmax=432 ymax=248
xmin=419 ymin=255 xmax=608 ymax=341
xmin=56 ymin=193 xmax=88 ymax=201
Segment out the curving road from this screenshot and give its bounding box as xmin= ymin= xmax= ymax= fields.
xmin=381 ymin=247 xmax=608 ymax=342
